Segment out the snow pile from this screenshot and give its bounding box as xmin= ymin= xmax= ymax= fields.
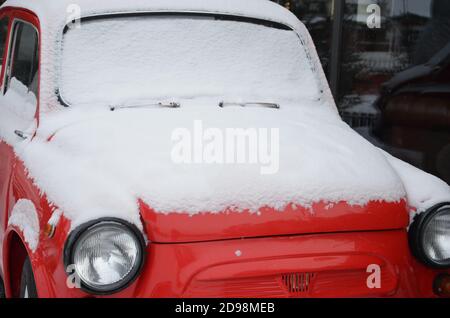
xmin=60 ymin=17 xmax=318 ymax=105
xmin=0 ymin=78 xmax=37 ymax=144
xmin=8 ymin=199 xmax=40 ymax=252
xmin=2 ymin=0 xmax=301 ymax=27
xmin=381 ymin=150 xmax=450 ymax=220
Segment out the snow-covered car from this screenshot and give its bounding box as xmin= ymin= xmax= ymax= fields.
xmin=0 ymin=0 xmax=449 ymax=298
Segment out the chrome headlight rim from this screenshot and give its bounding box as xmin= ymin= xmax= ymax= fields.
xmin=64 ymin=218 xmax=146 ymax=295
xmin=409 ymin=202 xmax=450 ymax=269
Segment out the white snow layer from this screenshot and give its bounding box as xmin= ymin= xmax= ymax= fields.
xmin=60 ymin=17 xmax=318 ymax=106
xmin=8 ymin=199 xmax=40 ymax=252
xmin=15 ymin=103 xmax=407 ymax=229
xmin=381 ymin=150 xmax=450 ymax=221
xmin=0 ymin=0 xmax=449 ymax=231
xmin=0 ymin=79 xmax=37 ymax=144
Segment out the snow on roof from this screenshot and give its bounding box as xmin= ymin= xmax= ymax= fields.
xmin=2 ymin=0 xmax=300 ymax=28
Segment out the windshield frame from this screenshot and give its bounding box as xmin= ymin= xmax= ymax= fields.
xmin=56 ymin=11 xmax=312 ymax=108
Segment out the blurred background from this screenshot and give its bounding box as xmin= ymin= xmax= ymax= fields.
xmin=272 ymin=0 xmax=450 ymax=185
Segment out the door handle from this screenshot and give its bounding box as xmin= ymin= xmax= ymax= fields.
xmin=14 ymin=130 xmax=29 ymax=140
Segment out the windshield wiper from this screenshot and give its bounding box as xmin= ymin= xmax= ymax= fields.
xmin=110 ymin=101 xmax=181 ymax=111
xmin=219 ymin=101 xmax=280 ymax=109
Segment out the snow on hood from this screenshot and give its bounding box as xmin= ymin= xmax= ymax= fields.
xmin=13 ymin=101 xmax=407 ymax=229
xmin=381 ymin=150 xmax=450 ymax=222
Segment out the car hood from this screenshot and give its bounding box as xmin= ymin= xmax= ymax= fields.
xmin=22 ymin=102 xmax=408 ymax=241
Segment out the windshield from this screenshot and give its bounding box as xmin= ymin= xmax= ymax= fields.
xmin=59 ymin=14 xmax=320 ymax=106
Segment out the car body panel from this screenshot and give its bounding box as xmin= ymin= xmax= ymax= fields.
xmin=140 ymin=200 xmax=409 ymax=243
xmin=0 ymin=140 xmax=13 ymax=277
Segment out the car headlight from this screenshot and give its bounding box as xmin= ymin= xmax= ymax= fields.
xmin=409 ymin=203 xmax=450 ymax=268
xmin=64 ymin=218 xmax=146 ymax=294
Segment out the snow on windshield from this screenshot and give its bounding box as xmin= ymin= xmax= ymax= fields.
xmin=60 ymin=15 xmax=319 ymax=106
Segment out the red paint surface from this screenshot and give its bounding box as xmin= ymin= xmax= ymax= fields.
xmin=140 ymin=200 xmax=409 ymax=243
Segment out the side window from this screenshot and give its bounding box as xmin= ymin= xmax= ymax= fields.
xmin=5 ymin=21 xmax=39 ymax=97
xmin=0 ymin=17 xmax=8 ymax=75
xmin=0 ymin=17 xmax=8 ymax=62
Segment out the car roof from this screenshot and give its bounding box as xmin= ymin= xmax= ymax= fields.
xmin=1 ymin=0 xmax=300 ymax=29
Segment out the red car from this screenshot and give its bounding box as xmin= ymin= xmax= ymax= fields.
xmin=0 ymin=0 xmax=449 ymax=298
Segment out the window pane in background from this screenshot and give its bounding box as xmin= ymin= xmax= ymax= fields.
xmin=339 ymin=0 xmax=450 ymax=184
xmin=339 ymin=0 xmax=434 ymax=112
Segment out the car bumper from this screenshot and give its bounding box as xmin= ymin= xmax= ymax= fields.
xmin=113 ymin=229 xmax=445 ymax=298
xmin=42 ymin=229 xmax=446 ymax=298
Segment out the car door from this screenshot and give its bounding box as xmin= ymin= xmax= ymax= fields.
xmin=0 ymin=13 xmax=39 ymax=270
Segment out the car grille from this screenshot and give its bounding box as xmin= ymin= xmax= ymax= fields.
xmin=184 ymin=267 xmax=397 ymax=298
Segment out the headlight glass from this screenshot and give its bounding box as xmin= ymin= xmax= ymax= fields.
xmin=410 ymin=204 xmax=450 ymax=268
xmin=70 ymin=220 xmax=144 ymax=293
xmin=422 ymin=209 xmax=450 ymax=264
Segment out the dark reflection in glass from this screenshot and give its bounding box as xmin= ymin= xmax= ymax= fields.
xmin=374 ymin=0 xmax=450 ymax=184
xmin=272 ymin=0 xmax=450 ymax=184
xmin=339 ymin=0 xmax=433 ymax=113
